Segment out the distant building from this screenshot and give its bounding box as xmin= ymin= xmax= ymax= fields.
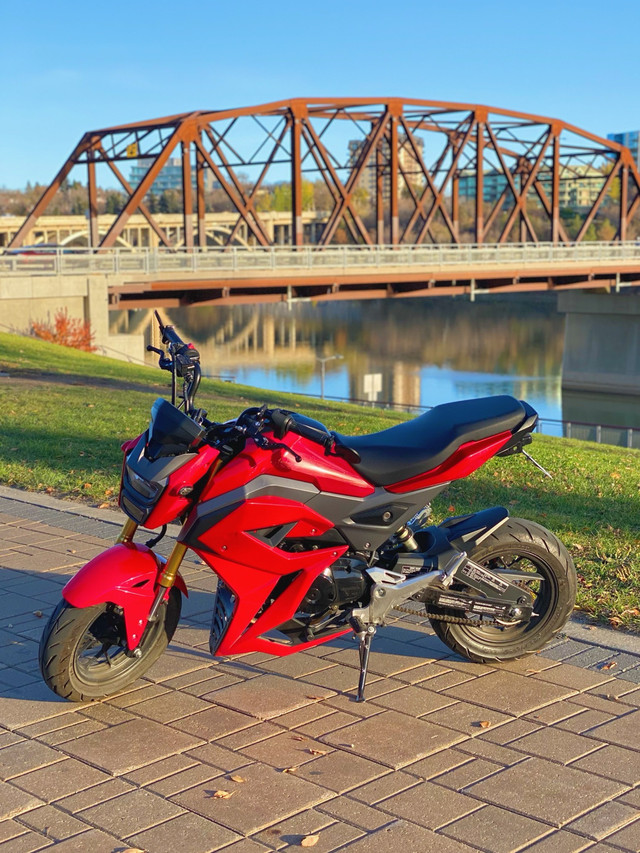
xmin=552 ymin=164 xmax=606 ymax=208
xmin=129 ymin=157 xmax=218 ymax=194
xmin=458 ymin=169 xmax=508 ymax=204
xmin=607 ymin=130 xmax=640 ymax=168
xmin=458 ymin=164 xmax=604 ymax=209
xmin=347 ymin=135 xmax=425 ymax=200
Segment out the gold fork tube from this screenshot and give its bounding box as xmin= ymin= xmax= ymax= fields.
xmin=158 ymin=542 xmax=188 ymax=589
xmin=116 ymin=518 xmax=138 ymax=544
xmin=147 ymin=541 xmax=189 ymax=623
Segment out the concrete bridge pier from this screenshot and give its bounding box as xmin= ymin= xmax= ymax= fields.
xmin=559 ymin=291 xmax=640 ymax=395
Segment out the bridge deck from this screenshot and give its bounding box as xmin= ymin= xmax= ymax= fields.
xmin=2 ymin=242 xmax=640 ymax=306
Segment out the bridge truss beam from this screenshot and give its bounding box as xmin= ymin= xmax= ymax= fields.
xmin=9 ymin=98 xmax=640 ymax=250
xmin=108 ymin=268 xmax=640 ymax=309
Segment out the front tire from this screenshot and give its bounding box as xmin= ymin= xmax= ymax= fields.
xmin=428 ymin=518 xmax=576 ymax=662
xmin=39 ymin=589 xmax=181 ymax=702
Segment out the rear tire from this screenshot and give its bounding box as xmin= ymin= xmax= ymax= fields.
xmin=39 ymin=589 xmax=181 ymax=702
xmin=428 ymin=518 xmax=576 ymax=662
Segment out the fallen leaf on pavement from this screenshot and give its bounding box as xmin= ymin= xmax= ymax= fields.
xmin=282 ymin=766 xmax=298 ymax=774
xmin=301 ymin=836 xmax=319 ymax=847
xmin=308 ymin=748 xmax=328 ymax=756
xmin=211 ymin=790 xmax=235 ymax=799
xmin=228 ymin=775 xmax=245 ymax=783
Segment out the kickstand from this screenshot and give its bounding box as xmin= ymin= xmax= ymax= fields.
xmin=356 ymin=626 xmax=376 ymax=703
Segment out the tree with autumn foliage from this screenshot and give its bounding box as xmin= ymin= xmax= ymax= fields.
xmin=31 ymin=309 xmax=96 ymax=352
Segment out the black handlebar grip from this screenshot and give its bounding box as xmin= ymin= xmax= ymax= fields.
xmin=271 ymin=409 xmax=294 ymax=439
xmin=161 ymin=324 xmax=184 ymax=348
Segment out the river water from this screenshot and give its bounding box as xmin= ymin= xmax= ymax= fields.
xmin=112 ymin=294 xmax=578 ymax=432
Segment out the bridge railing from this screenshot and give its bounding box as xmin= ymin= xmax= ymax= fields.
xmin=3 ymin=241 xmax=640 ymax=277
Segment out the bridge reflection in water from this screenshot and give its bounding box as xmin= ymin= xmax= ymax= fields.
xmin=111 ymin=295 xmax=572 ymax=427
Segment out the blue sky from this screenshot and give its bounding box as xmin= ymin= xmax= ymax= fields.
xmin=1 ymin=0 xmax=638 ymax=189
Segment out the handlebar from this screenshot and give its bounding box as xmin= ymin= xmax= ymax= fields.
xmin=271 ymin=409 xmax=333 ymax=449
xmin=149 ymin=311 xmax=202 ymax=415
xmin=153 ymin=310 xmax=201 ymax=377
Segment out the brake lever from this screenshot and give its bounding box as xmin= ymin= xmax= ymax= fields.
xmin=147 ymin=344 xmax=173 ymax=372
xmin=262 ymin=436 xmax=302 ymax=463
xmin=244 ymin=423 xmax=302 ymax=463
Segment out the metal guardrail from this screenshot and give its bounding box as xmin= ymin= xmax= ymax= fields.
xmin=2 ymin=241 xmax=640 ymax=278
xmin=557 ymin=421 xmax=640 ymax=449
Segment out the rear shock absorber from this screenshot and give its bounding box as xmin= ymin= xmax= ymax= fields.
xmin=396 ymin=525 xmax=419 ymax=551
xmin=395 ymin=504 xmax=433 ymax=552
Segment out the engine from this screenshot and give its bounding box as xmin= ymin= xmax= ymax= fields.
xmin=299 ymin=557 xmax=368 ymax=615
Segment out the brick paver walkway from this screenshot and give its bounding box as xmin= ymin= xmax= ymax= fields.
xmin=0 ymin=488 xmax=639 ymax=852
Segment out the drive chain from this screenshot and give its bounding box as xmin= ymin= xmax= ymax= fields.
xmin=394 ymin=602 xmax=500 ymax=627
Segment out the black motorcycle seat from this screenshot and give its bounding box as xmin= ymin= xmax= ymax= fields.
xmin=333 ymin=395 xmax=526 ymax=487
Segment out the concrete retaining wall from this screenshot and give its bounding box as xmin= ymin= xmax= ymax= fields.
xmin=0 ymin=274 xmax=143 ymax=363
xmin=559 ymin=291 xmax=640 ymax=395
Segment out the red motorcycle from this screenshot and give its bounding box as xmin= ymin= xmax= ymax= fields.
xmin=39 ymin=313 xmax=576 ymax=703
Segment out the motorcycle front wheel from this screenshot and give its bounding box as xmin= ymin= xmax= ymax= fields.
xmin=39 ymin=588 xmax=181 ymax=702
xmin=428 ymin=518 xmax=576 ymax=662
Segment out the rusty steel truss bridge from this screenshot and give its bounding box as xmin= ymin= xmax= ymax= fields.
xmin=5 ymin=98 xmax=640 ymax=305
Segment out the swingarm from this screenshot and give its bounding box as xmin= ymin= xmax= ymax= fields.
xmin=350 ymin=507 xmax=542 ymax=701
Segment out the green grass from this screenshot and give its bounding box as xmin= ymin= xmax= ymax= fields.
xmin=1 ymin=331 xmax=639 ymax=632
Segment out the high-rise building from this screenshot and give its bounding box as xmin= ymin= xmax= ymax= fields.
xmin=607 ymin=131 xmax=640 ymax=168
xmin=129 ymin=157 xmax=218 ymax=194
xmin=347 ymin=135 xmax=425 ymax=200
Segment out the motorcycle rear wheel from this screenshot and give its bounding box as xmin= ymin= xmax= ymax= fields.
xmin=428 ymin=518 xmax=576 ymax=662
xmin=39 ymin=589 xmax=181 ymax=702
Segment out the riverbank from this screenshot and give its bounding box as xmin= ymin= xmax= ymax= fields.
xmin=0 ymin=331 xmax=638 ymax=631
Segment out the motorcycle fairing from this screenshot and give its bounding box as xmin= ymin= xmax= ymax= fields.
xmin=194 ymin=548 xmax=351 ymax=656
xmin=62 ymin=543 xmax=188 ymax=649
xmin=198 ymin=436 xmax=375 ymax=506
xmin=180 ymin=471 xmax=447 ymax=554
xmin=386 ymin=432 xmax=511 ymax=493
xmin=121 ymin=434 xmax=220 ymax=530
xmin=176 ymin=473 xmax=451 ymax=657
xmin=185 ymin=494 xmax=350 ymax=655
xmin=190 ymin=496 xmax=341 ymax=568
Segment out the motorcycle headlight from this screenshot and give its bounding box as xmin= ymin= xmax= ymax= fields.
xmin=125 ymin=466 xmax=162 ymax=501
